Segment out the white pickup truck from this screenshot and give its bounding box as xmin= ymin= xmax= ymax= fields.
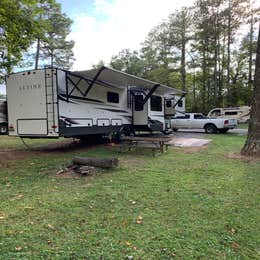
xmin=171 ymin=113 xmax=237 ymax=133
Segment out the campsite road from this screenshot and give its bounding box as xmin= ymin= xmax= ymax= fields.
xmin=176 ymin=128 xmax=248 ymax=136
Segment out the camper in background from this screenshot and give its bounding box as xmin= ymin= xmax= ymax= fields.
xmin=207 ymin=106 xmax=250 ymax=123
xmin=0 ymin=98 xmax=8 ymax=134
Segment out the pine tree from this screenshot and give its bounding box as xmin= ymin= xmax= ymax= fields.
xmin=34 ymin=1 xmax=74 ymax=69
xmin=241 ymin=23 xmax=260 ymax=156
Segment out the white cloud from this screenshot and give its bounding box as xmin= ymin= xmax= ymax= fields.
xmin=68 ymin=0 xmax=194 ymax=70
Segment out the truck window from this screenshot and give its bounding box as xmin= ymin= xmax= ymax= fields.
xmin=150 ymin=95 xmax=162 ymax=112
xmin=175 ymin=114 xmax=190 ymax=119
xmin=194 ymin=114 xmax=206 ymax=119
xmin=107 ymin=91 xmax=119 ymax=103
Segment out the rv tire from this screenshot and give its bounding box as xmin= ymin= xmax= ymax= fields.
xmin=116 ymin=127 xmax=134 ymax=142
xmin=0 ymin=123 xmax=8 ymax=135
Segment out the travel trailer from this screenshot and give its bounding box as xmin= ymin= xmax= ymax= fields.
xmin=208 ymin=106 xmax=250 ymax=123
xmin=6 ymin=66 xmax=185 ymax=139
xmin=0 ymin=98 xmax=7 ymax=134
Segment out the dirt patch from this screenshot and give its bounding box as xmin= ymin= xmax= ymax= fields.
xmin=55 ymin=169 xmax=82 ymax=179
xmin=226 ymin=153 xmax=260 ymax=163
xmin=0 ymin=139 xmax=106 ymax=167
xmin=0 ymin=150 xmax=32 ymax=167
xmin=183 ymin=145 xmax=209 ymax=154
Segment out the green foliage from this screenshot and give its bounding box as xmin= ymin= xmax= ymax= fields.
xmin=108 ymin=0 xmax=259 ymax=113
xmin=0 ymin=0 xmax=74 ymax=76
xmin=110 ymin=49 xmax=144 ymax=76
xmin=0 ymin=0 xmax=43 ymax=76
xmin=34 ymin=1 xmax=75 ymax=69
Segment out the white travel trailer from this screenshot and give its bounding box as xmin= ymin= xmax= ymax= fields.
xmin=0 ymin=98 xmax=7 ymax=134
xmin=208 ymin=106 xmax=250 ymax=123
xmin=6 ymin=66 xmax=185 ymax=139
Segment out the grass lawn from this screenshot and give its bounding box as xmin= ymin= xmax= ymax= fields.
xmin=237 ymin=123 xmax=249 ymax=129
xmin=0 ymin=134 xmax=259 ymax=259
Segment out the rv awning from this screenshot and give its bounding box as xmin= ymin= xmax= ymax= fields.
xmin=72 ymin=66 xmax=185 ymax=96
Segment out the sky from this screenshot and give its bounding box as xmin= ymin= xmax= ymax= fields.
xmin=57 ymin=0 xmax=195 ymax=70
xmin=0 ymin=0 xmax=194 ymax=94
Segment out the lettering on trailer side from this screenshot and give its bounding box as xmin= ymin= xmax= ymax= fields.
xmin=19 ymin=84 xmax=41 ymax=91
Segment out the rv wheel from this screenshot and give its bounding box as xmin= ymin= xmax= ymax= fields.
xmin=116 ymin=127 xmax=134 ymax=142
xmin=0 ymin=124 xmax=7 ymax=135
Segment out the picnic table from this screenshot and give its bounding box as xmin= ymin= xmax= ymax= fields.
xmin=118 ymin=136 xmax=172 ymax=155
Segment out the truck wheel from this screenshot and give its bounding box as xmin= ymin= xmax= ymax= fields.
xmin=204 ymin=124 xmax=217 ymax=134
xmin=0 ymin=124 xmax=8 ymax=135
xmin=172 ymin=128 xmax=178 ymax=132
xmin=219 ymin=129 xmax=229 ymax=133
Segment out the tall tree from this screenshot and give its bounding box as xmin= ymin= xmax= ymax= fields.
xmin=34 ymin=1 xmax=74 ymax=69
xmin=241 ymin=23 xmax=260 ymax=156
xmin=0 ymin=0 xmax=42 ymax=77
xmin=223 ymin=0 xmax=249 ymax=105
xmin=110 ymin=49 xmax=144 ymax=76
xmin=168 ymin=7 xmax=193 ymax=91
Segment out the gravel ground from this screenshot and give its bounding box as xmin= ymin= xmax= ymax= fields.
xmin=176 ymin=127 xmax=248 ymax=137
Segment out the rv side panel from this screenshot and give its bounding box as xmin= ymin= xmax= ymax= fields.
xmin=6 ymin=69 xmax=59 ymax=137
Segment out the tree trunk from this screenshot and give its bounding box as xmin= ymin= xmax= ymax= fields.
xmin=248 ymin=13 xmax=254 ymax=88
xmin=181 ymin=32 xmax=186 ymax=91
xmin=35 ymin=38 xmax=40 ymax=70
xmin=227 ymin=1 xmax=231 ymax=105
xmin=241 ymin=23 xmax=260 ymax=157
xmin=72 ymin=157 xmax=119 ymax=168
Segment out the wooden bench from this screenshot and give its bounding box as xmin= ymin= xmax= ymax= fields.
xmin=116 ymin=136 xmax=172 ymax=156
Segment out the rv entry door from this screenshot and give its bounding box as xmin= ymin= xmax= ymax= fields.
xmin=133 ymin=94 xmax=148 ymax=125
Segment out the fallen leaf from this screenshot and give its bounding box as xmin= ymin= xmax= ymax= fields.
xmin=24 ymin=207 xmax=34 ymax=210
xmin=230 ymin=228 xmax=236 ymax=234
xmin=125 ymin=241 xmax=131 ymax=246
xmin=136 ymin=215 xmax=143 ymax=224
xmin=47 ymin=224 xmax=54 ymax=230
xmin=231 ymin=241 xmax=240 ymax=249
xmin=121 ymin=220 xmax=127 ymax=227
xmin=56 ymin=169 xmax=65 ymax=175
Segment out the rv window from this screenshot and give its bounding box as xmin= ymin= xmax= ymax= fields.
xmin=177 ymin=100 xmax=183 ymax=107
xmin=166 ymin=100 xmax=172 ymax=108
xmin=107 ymin=92 xmax=119 ymax=103
xmin=225 ymin=111 xmax=238 ymax=116
xmin=151 ymin=95 xmax=162 ymax=111
xmin=134 ymin=95 xmax=144 ymax=111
